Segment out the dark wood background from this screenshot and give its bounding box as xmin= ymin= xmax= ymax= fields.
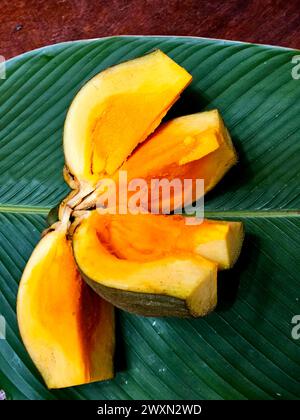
xmin=2 ymin=0 xmax=300 ymax=59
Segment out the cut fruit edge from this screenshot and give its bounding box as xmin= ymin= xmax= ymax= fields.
xmin=59 ymin=110 xmax=238 ymax=216
xmin=17 ymin=218 xmax=115 ymax=389
xmin=70 ymin=211 xmax=244 ymax=317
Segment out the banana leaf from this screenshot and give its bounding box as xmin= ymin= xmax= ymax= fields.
xmin=0 ymin=36 xmax=299 ymax=400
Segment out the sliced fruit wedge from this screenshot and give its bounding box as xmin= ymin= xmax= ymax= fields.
xmin=72 ymin=211 xmax=244 ymax=317
xmin=17 ymin=223 xmax=115 ymax=389
xmin=120 ymin=109 xmax=236 ymax=193
xmin=77 ymin=110 xmax=237 ymax=211
xmin=64 ymin=50 xmax=192 ymax=187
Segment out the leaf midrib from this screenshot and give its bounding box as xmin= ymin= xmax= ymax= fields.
xmin=0 ymin=205 xmax=299 ymax=218
xmin=0 ymin=205 xmax=50 ymax=215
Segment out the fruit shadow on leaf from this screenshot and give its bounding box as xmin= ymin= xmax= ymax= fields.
xmin=114 ymin=310 xmax=128 ymax=373
xmin=216 ymin=232 xmax=259 ymax=312
xmin=205 ymin=135 xmax=254 ymax=204
xmin=47 ymin=205 xmax=60 ymax=226
xmin=163 ymin=88 xmax=211 ymax=122
xmin=237 ymin=232 xmax=273 ymax=323
xmin=164 ymin=89 xmax=255 ymax=199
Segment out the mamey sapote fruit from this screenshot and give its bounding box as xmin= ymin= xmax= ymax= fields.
xmin=119 ymin=110 xmax=237 ymax=200
xmin=64 ymin=50 xmax=192 ymax=189
xmin=17 ymin=217 xmax=114 ymax=388
xmin=72 ymin=212 xmax=243 ymax=317
xmin=77 ymin=109 xmax=237 ymax=211
xmin=18 ymin=50 xmax=244 ymax=389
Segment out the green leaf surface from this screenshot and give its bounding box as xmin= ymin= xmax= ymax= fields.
xmin=0 ymin=36 xmax=299 ymax=400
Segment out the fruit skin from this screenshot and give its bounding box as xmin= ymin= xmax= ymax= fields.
xmin=83 ymin=277 xmax=201 ymax=318
xmin=81 ymin=264 xmax=217 ymax=318
xmin=63 ymin=49 xmax=192 ymax=187
xmin=17 ymin=226 xmax=115 ymax=389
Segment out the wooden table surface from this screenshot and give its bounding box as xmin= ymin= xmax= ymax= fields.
xmin=2 ymin=0 xmax=300 ymax=59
